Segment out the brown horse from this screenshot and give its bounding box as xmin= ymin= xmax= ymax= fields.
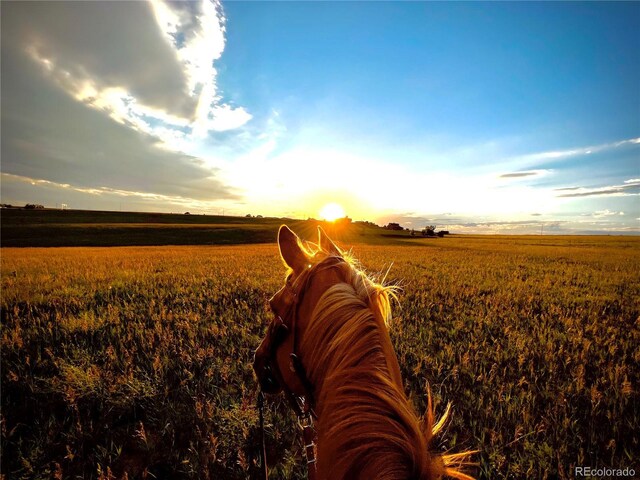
xmin=253 ymin=225 xmax=474 ymax=480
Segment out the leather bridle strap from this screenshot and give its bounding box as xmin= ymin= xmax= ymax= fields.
xmin=259 ymin=256 xmax=345 ymax=478
xmin=258 ymin=391 xmax=269 ymax=480
xmin=258 ymin=391 xmax=317 ymax=480
xmin=300 ymin=413 xmax=317 ymax=480
xmin=273 ymin=256 xmax=346 ymax=417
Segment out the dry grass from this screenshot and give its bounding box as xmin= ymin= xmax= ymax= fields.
xmin=1 ymin=235 xmax=639 ymax=479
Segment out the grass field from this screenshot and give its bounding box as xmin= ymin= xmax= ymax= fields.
xmin=2 ymin=233 xmax=639 ymax=479
xmin=1 ymin=209 xmax=404 ymax=247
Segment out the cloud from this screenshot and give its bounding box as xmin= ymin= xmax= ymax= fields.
xmin=438 ymin=219 xmax=638 ymax=235
xmin=6 ymin=2 xmax=195 ymax=119
xmin=1 ymin=0 xmax=247 ymax=208
xmin=590 ymin=210 xmax=625 ymax=218
xmin=518 ymin=137 xmax=640 ymax=163
xmin=2 ymin=172 xmax=238 ymax=209
xmin=3 ymin=1 xmax=250 ymax=152
xmin=1 ymin=173 xmax=244 ymax=214
xmin=554 ymin=186 xmax=581 ymax=191
xmin=560 ymin=189 xmax=628 ymax=198
xmin=499 ymin=170 xmax=550 ymax=179
xmin=440 ymin=220 xmax=563 ymax=235
xmin=556 ymin=179 xmax=640 ymax=198
xmin=500 ymin=171 xmax=538 ymax=178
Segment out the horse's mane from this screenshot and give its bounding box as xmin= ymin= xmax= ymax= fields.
xmin=298 ymin=243 xmax=474 ymax=480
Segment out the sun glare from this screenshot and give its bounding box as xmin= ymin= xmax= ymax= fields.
xmin=319 ymin=202 xmax=346 ymax=222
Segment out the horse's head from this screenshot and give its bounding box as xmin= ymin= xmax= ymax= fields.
xmin=253 ymin=225 xmax=477 ymax=479
xmin=253 ymin=224 xmax=345 ymax=397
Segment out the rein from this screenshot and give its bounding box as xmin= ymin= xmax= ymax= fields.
xmin=258 ymin=256 xmax=345 ymax=479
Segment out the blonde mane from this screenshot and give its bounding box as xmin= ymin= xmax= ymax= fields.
xmin=299 ymin=244 xmax=474 ymax=480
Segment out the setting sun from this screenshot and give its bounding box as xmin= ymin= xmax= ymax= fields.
xmin=319 ymin=203 xmax=346 ymax=222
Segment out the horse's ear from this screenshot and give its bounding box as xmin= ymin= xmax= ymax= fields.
xmin=318 ymin=226 xmax=341 ymax=256
xmin=278 ymin=225 xmax=307 ymax=272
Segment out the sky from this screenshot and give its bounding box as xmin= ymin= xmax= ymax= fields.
xmin=1 ymin=1 xmax=639 ymax=234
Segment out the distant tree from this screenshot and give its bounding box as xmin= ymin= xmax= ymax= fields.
xmin=422 ymin=225 xmax=436 ymax=236
xmin=384 ymin=222 xmax=404 ymax=231
xmin=184 ymin=212 xmax=191 ymax=215
xmin=335 ymin=216 xmax=352 ymax=226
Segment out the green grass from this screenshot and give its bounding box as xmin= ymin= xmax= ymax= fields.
xmin=0 ymin=209 xmax=288 ymax=247
xmin=0 ymin=209 xmax=418 ymax=247
xmin=1 ymin=235 xmax=639 ymax=479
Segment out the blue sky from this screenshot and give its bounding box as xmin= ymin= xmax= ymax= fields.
xmin=2 ymin=1 xmax=638 ymax=233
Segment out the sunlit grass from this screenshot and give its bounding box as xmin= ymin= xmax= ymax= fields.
xmin=1 ymin=236 xmax=639 ymax=479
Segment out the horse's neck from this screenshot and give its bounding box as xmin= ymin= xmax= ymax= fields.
xmin=309 ymin=309 xmax=422 ymax=479
xmin=310 ymin=308 xmax=405 ymax=418
xmin=373 ymin=305 xmax=404 ymax=388
xmin=313 ymin=348 xmax=420 ymax=479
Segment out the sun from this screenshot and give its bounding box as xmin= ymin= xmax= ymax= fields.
xmin=319 ymin=202 xmax=346 ymax=222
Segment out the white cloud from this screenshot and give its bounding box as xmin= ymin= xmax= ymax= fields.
xmin=19 ymin=0 xmax=251 ymax=153
xmin=1 ymin=0 xmax=257 ymax=212
xmin=499 ymin=169 xmax=552 ymax=179
xmin=517 ymin=137 xmax=640 ymax=163
xmin=556 ymin=179 xmax=640 ymax=198
xmin=1 ymin=172 xmax=239 ymax=212
xmin=592 ymin=209 xmax=624 ymax=218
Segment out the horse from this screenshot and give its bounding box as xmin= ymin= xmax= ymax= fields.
xmin=253 ymin=225 xmax=474 ymax=480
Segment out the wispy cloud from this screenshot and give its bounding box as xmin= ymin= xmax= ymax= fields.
xmin=1 ymin=172 xmax=240 ymax=211
xmin=518 ymin=137 xmax=640 ymax=163
xmin=442 ymin=220 xmax=564 ymax=235
xmin=499 ymin=169 xmax=550 ymax=179
xmin=556 ymin=179 xmax=640 ymax=198
xmin=441 ymin=219 xmax=638 ymax=235
xmin=590 ymin=209 xmax=625 ymax=218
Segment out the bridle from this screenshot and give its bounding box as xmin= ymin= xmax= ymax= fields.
xmin=256 ymin=255 xmax=346 ymax=479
